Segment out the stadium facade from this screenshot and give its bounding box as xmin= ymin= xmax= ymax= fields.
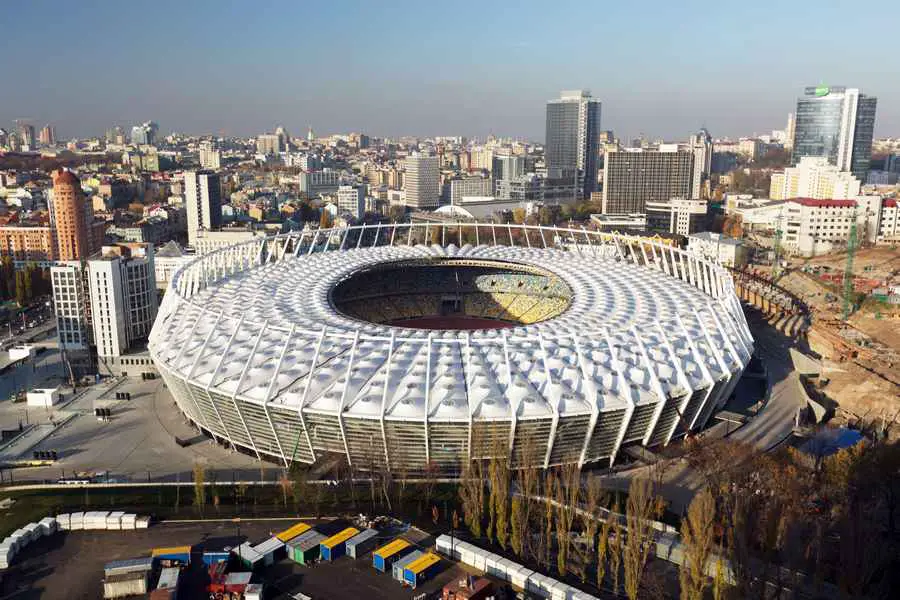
xmin=149 ymin=224 xmax=754 ymax=473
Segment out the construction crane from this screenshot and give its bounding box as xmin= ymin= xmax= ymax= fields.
xmin=841 ymin=211 xmax=859 ymax=321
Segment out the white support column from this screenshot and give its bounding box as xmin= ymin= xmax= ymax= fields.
xmin=524 ymin=226 xmax=532 ymax=248
xmin=335 ymin=330 xmax=360 ymax=467
xmin=379 ymin=332 xmax=396 ymax=468
xmin=653 ymin=320 xmax=692 ymax=437
xmin=441 ymin=224 xmax=446 ymax=247
xmin=639 ymin=242 xmax=650 ymax=268
xmin=539 ymin=226 xmax=547 ymax=249
xmin=464 ymin=332 xmax=475 ymax=462
xmin=502 ymin=331 xmax=517 ymax=453
xmin=706 ymin=302 xmax=742 ymax=368
xmin=581 ymin=226 xmax=592 ymax=257
xmin=491 ymin=224 xmax=497 ymax=246
xmin=690 ymin=309 xmax=730 ymax=430
xmin=605 ymin=329 xmax=635 ymax=467
xmin=229 ymin=322 xmax=268 ymax=461
xmin=371 ymin=224 xmax=381 ymax=248
xmin=306 ymin=231 xmax=318 ymax=255
xmin=199 ymin=314 xmax=248 ymax=449
xmin=260 ymin=326 xmax=290 ymax=468
xmin=389 ymin=224 xmax=397 ymax=247
xmin=406 ymin=224 xmax=414 ymax=247
xmin=574 ymin=335 xmax=601 ymax=467
xmin=423 ymin=333 xmax=433 ymax=466
xmin=669 ymin=315 xmax=714 ymax=444
xmin=356 ymin=224 xmax=366 ymax=250
xmin=507 ymin=223 xmax=514 ymax=247
xmin=180 ymin=309 xmax=220 ymax=434
xmin=474 ymin=223 xmax=480 ymax=246
xmin=539 ymin=334 xmax=560 ymax=469
xmin=633 ymin=326 xmax=670 ymax=447
xmin=264 ymin=324 xmax=303 ymax=465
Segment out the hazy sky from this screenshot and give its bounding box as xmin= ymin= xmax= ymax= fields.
xmin=2 ymin=0 xmax=897 ymax=142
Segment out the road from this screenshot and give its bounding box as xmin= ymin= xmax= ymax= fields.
xmin=597 ymin=308 xmax=807 ymax=513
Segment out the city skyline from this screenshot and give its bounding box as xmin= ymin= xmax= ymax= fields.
xmin=2 ymin=0 xmax=899 ymax=142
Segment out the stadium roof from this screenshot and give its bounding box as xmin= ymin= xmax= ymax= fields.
xmin=151 ymin=242 xmax=752 ymax=423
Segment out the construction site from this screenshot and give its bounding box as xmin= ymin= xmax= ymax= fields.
xmin=761 ymin=216 xmax=900 ymax=435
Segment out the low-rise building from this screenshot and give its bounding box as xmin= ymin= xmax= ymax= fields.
xmin=687 ymin=232 xmax=750 ymax=268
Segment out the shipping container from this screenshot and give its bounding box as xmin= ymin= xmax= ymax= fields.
xmin=345 ymin=528 xmax=379 ymax=559
xmin=69 ymin=512 xmax=85 ymax=530
xmin=104 ymin=557 xmax=154 ymax=577
xmin=392 ymin=550 xmax=424 ymax=581
xmin=276 ymin=522 xmax=311 ymax=543
xmin=38 ymin=517 xmax=58 ymax=536
xmin=287 ymin=531 xmax=326 ymax=565
xmin=403 ymin=552 xmax=441 ymax=589
xmin=103 ymin=571 xmax=148 ymax=599
xmin=252 ymin=536 xmax=285 ymax=565
xmin=201 ymin=551 xmax=231 ymax=566
xmin=319 ymin=527 xmax=360 ymax=561
xmin=151 ymin=545 xmax=191 ymax=566
xmin=224 ymin=571 xmax=253 ymax=594
xmin=150 ymin=566 xmax=180 ymax=600
xmin=106 ymin=511 xmax=126 ymax=530
xmin=84 ymin=511 xmax=111 ymax=530
xmin=120 ymin=514 xmax=138 ymax=530
xmin=373 ymin=538 xmax=413 ymax=572
xmin=56 ymin=513 xmax=71 ymax=530
xmin=233 ymin=542 xmax=264 ymax=569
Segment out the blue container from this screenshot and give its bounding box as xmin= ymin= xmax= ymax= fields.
xmin=202 ymin=551 xmax=231 ymax=566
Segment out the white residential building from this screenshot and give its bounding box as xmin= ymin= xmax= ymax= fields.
xmin=336 ymin=185 xmax=365 ymax=220
xmin=770 ymin=157 xmax=862 ymax=200
xmin=198 ymin=140 xmax=221 ymax=169
xmin=183 ymin=170 xmax=222 ymax=246
xmin=51 ymin=244 xmax=158 ymax=361
xmin=449 ymin=177 xmax=492 ymax=204
xmin=404 ymin=153 xmax=440 ymax=209
xmin=687 ymin=232 xmax=750 ymax=268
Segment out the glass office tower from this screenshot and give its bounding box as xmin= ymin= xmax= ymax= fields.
xmin=791 ymin=86 xmax=877 ymax=181
xmin=545 ymin=90 xmax=602 ymax=198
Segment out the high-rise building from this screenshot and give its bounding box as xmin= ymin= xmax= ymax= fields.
xmin=601 ymin=148 xmax=693 ymax=214
xmin=545 ymin=90 xmax=602 ymax=197
xmin=336 ymin=185 xmax=366 ymax=220
xmin=770 ymin=156 xmax=861 ymax=200
xmin=688 ymin=129 xmax=713 ymax=200
xmin=449 ymin=176 xmax=493 ymax=204
xmin=50 ymin=170 xmax=103 ymax=261
xmin=130 ymin=121 xmax=158 ymax=146
xmin=0 ymin=224 xmax=56 ymax=264
xmin=785 ymin=113 xmax=795 ymax=151
xmin=17 ymin=123 xmax=35 ymax=150
xmin=52 ymin=243 xmax=158 ymax=361
xmin=492 ymin=155 xmax=525 ymax=183
xmin=38 ymin=124 xmax=55 ymax=146
xmin=198 ymin=140 xmax=222 ymax=169
xmin=791 ymin=86 xmax=877 ymax=180
xmin=183 ymin=170 xmax=222 ymax=246
xmin=256 ymin=133 xmax=283 ymax=155
xmin=404 ymin=153 xmax=440 ymax=209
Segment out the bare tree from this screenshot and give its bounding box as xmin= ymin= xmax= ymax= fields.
xmin=510 ymin=494 xmax=525 ymax=557
xmin=490 ymin=444 xmax=511 ymax=549
xmin=192 ymin=462 xmax=206 ymax=514
xmin=554 ymin=463 xmax=580 ymax=577
xmin=623 ymin=475 xmax=662 ymax=600
xmin=459 ymin=453 xmax=485 ymax=537
xmin=278 ymin=470 xmax=292 ymax=509
xmin=572 ymin=474 xmax=603 ymax=582
xmin=543 ymin=470 xmax=556 ymax=570
xmin=679 ymin=488 xmax=716 ymax=600
xmin=597 ymin=510 xmax=614 ymax=590
xmin=610 ymin=504 xmax=623 ymax=597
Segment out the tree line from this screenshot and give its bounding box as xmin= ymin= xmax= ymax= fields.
xmin=0 ymin=257 xmax=51 ymax=307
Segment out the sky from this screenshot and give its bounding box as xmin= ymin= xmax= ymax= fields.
xmin=2 ymin=0 xmax=897 ymax=143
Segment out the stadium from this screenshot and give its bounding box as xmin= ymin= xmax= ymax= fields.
xmin=148 ymin=223 xmax=754 ymax=474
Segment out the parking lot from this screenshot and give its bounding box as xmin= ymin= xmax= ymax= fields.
xmin=0 ymin=520 xmax=476 ymax=600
